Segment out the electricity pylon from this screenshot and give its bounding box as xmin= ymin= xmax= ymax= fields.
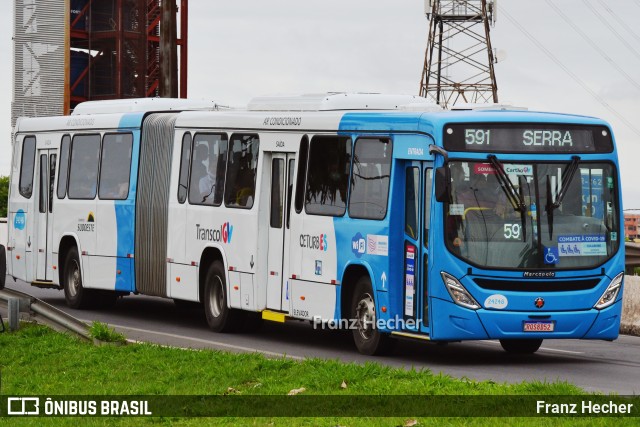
xmin=419 ymin=0 xmax=498 ymax=108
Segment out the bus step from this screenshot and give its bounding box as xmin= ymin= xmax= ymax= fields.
xmin=31 ymin=281 xmax=61 ymax=290
xmin=261 ymin=310 xmax=287 ymax=323
xmin=391 ymin=331 xmax=431 ymax=341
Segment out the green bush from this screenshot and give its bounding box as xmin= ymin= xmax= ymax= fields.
xmin=0 ymin=175 xmax=8 ymax=218
xmin=89 ymin=321 xmax=127 ymax=343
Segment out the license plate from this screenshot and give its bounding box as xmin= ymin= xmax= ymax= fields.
xmin=523 ymin=321 xmax=555 ymax=332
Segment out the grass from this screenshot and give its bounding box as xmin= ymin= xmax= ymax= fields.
xmin=89 ymin=321 xmax=127 ymax=344
xmin=0 ymin=323 xmax=636 ymax=426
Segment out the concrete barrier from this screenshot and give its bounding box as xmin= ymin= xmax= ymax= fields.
xmin=622 ymin=275 xmax=640 ymax=336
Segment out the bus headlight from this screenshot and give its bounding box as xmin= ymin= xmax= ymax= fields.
xmin=441 ymin=272 xmax=480 ymax=310
xmin=594 ymin=272 xmax=624 ymax=310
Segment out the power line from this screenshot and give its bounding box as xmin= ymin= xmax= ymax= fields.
xmin=596 ymin=0 xmax=640 ymax=44
xmin=545 ymin=0 xmax=640 ymax=93
xmin=499 ymin=7 xmax=640 ymax=138
xmin=585 ymin=0 xmax=640 ymax=61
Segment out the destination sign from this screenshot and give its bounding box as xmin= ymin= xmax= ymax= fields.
xmin=443 ymin=124 xmax=613 ymax=153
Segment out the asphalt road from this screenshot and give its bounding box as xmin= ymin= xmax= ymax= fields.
xmin=3 ymin=276 xmax=640 ymax=395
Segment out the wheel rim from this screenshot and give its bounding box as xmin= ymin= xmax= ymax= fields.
xmin=355 ymin=292 xmax=376 ymax=341
xmin=67 ymin=259 xmax=81 ymax=298
xmin=208 ymin=275 xmax=224 ymax=318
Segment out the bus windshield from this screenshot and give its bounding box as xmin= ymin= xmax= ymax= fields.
xmin=444 ymin=160 xmax=619 ymax=270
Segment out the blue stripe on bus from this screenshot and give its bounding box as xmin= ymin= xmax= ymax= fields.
xmin=114 ymin=113 xmax=144 ymax=292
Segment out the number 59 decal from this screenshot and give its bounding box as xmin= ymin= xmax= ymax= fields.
xmin=504 ymin=224 xmax=521 ymax=240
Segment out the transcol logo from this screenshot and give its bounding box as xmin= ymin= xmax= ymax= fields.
xmin=196 ymin=222 xmax=233 ymax=244
xmin=221 ymin=222 xmax=233 ymax=244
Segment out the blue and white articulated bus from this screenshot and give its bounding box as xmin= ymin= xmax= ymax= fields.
xmin=6 ymin=94 xmax=624 ymax=355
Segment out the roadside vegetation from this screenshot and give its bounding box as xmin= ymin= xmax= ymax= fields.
xmin=0 ymin=324 xmax=635 ymax=426
xmin=0 ymin=175 xmax=8 ymax=217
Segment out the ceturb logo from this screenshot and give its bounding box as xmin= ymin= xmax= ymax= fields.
xmin=300 ymin=233 xmax=328 ymax=251
xmin=196 ymin=222 xmax=233 ymax=243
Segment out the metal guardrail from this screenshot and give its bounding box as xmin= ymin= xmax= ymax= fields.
xmin=0 ymin=287 xmax=91 ymax=341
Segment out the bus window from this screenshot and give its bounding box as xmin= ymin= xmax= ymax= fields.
xmin=57 ymin=135 xmax=70 ymax=199
xmin=19 ymin=136 xmax=36 ymax=198
xmin=38 ymin=154 xmax=47 ymax=213
xmin=49 ymin=154 xmax=56 ymax=213
xmin=287 ymin=158 xmax=295 ymax=228
xmin=305 ymin=136 xmax=351 ymax=216
xmin=99 ymin=133 xmax=133 ymax=200
xmin=270 ymin=159 xmax=284 ymax=228
xmin=294 ymin=136 xmax=309 ymax=214
xmin=177 ymin=133 xmax=192 ymax=204
xmin=190 ymin=133 xmax=228 ymax=206
xmin=68 ymin=134 xmax=100 ymax=200
xmin=405 ymin=168 xmax=419 ymax=240
xmin=225 ymin=134 xmax=259 ymax=209
xmin=424 ymin=168 xmax=433 ymax=246
xmin=349 ymin=138 xmax=392 ymax=220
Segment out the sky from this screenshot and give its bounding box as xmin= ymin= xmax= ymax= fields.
xmin=1 ymin=0 xmax=639 ymax=208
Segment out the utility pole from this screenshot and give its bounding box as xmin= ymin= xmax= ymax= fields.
xmin=419 ymin=0 xmax=498 ymax=108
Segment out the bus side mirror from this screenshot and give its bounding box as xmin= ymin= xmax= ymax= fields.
xmin=435 ymin=167 xmax=449 ymax=203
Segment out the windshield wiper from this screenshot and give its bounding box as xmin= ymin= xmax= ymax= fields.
xmin=545 ymin=156 xmax=581 ymax=239
xmin=488 ymin=155 xmax=527 ymax=240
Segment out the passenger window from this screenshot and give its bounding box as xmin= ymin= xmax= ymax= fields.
xmin=270 ymin=159 xmax=284 ymax=228
xmin=57 ymin=135 xmax=71 ymax=199
xmin=294 ymin=136 xmax=309 ymax=214
xmin=38 ymin=154 xmax=47 ymax=213
xmin=189 ymin=133 xmax=228 ymax=206
xmin=305 ymin=136 xmax=352 ymax=216
xmin=99 ymin=133 xmax=133 ymax=200
xmin=405 ymin=168 xmax=419 ymax=240
xmin=225 ymin=134 xmax=260 ymax=209
xmin=424 ymin=168 xmax=433 ymax=246
xmin=49 ymin=154 xmax=56 ymax=212
xmin=177 ymin=133 xmax=192 ymax=204
xmin=19 ymin=136 xmax=36 ymax=198
xmin=349 ymin=138 xmax=392 ymax=220
xmin=68 ymin=134 xmax=101 ymax=200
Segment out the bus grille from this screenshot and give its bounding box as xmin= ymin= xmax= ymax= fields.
xmin=135 ymin=113 xmax=178 ymax=297
xmin=473 ymin=278 xmax=601 ymax=292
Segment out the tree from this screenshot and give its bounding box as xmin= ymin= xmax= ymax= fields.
xmin=0 ymin=175 xmax=9 ymax=218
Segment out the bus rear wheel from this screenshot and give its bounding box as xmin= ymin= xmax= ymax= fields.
xmin=63 ymin=247 xmax=94 ymax=309
xmin=203 ymin=260 xmax=243 ymax=332
xmin=350 ymin=276 xmax=394 ymax=356
xmin=499 ymin=339 xmax=543 ymax=354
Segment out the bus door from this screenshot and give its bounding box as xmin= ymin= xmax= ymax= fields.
xmin=34 ymin=149 xmax=57 ymax=281
xmin=266 ymin=153 xmax=296 ymax=311
xmin=403 ymin=161 xmax=433 ymax=333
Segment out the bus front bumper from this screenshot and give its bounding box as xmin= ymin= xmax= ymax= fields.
xmin=431 ymin=297 xmax=622 ymax=341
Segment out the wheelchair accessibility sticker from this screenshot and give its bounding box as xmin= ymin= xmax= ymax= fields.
xmin=544 ymin=247 xmax=559 ymax=265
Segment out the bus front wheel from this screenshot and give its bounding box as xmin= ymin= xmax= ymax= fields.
xmin=63 ymin=247 xmax=93 ymax=309
xmin=499 ymin=339 xmax=543 ymax=354
xmin=350 ymin=276 xmax=394 ymax=356
xmin=203 ymin=260 xmax=243 ymax=332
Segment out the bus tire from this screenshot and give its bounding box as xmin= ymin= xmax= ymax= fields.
xmin=350 ymin=276 xmax=394 ymax=356
xmin=499 ymin=339 xmax=543 ymax=354
xmin=63 ymin=247 xmax=93 ymax=309
xmin=203 ymin=260 xmax=242 ymax=332
xmin=0 ymin=245 xmax=6 ymax=290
